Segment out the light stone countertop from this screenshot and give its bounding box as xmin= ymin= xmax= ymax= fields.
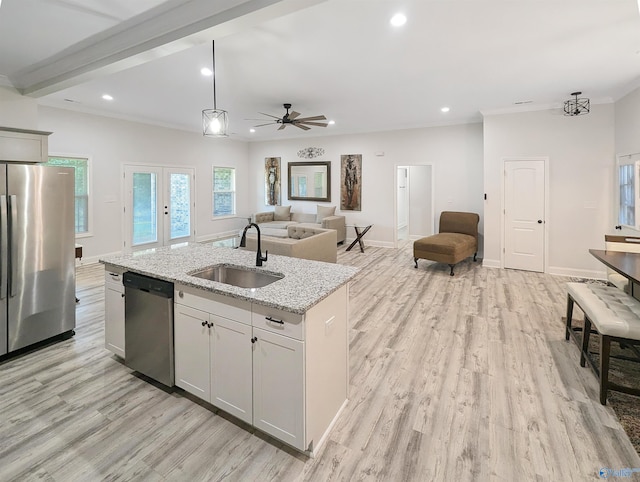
xmin=100 ymin=242 xmax=358 ymax=314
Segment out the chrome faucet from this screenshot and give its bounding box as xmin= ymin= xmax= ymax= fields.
xmin=239 ymin=223 xmax=268 ymax=266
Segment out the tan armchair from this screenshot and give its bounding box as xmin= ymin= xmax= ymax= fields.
xmin=413 ymin=211 xmax=479 ymax=276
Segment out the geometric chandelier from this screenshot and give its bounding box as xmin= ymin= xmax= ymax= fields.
xmin=563 ymin=91 xmax=590 ymax=116
xmin=202 ymin=40 xmax=229 ymax=137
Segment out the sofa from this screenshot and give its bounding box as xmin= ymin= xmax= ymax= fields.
xmin=242 ymin=225 xmax=338 ymax=263
xmin=413 ymin=211 xmax=479 ymax=276
xmin=252 ymin=205 xmax=346 ymax=244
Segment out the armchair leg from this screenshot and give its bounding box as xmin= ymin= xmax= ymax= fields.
xmin=414 ymin=257 xmax=418 ymax=268
xmin=473 ymin=252 xmax=477 ymax=262
xmin=449 ymin=264 xmax=455 ymax=276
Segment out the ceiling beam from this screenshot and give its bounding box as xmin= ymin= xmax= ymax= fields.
xmin=12 ymin=0 xmax=326 ymax=97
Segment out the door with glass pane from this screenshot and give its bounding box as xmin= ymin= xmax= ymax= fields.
xmin=124 ymin=165 xmax=194 ymax=250
xmin=164 ymin=169 xmax=194 ymax=244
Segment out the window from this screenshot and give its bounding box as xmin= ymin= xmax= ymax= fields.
xmin=47 ymin=156 xmax=90 ymax=235
xmin=619 ymin=163 xmax=636 ymax=228
xmin=213 ymin=167 xmax=235 ymax=217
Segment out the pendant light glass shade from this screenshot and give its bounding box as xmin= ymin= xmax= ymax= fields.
xmin=202 ymin=40 xmax=228 ymax=137
xmin=202 ymin=109 xmax=228 ymax=137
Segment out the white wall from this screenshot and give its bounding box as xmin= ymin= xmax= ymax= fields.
xmin=0 ymin=86 xmax=38 ymax=129
xmin=483 ymin=104 xmax=615 ymax=278
xmin=248 ymin=123 xmax=484 ymax=249
xmin=38 ymin=106 xmax=250 ymax=263
xmin=408 ymin=165 xmax=433 ymax=238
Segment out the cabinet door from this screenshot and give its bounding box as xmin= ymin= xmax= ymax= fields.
xmin=252 ymin=327 xmax=305 ymax=450
xmin=105 ymin=282 xmax=125 ymax=358
xmin=211 ymin=316 xmax=252 ymax=424
xmin=174 ymin=304 xmax=211 ymax=402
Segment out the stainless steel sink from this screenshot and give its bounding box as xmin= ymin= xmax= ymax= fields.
xmin=189 ymin=265 xmax=283 ymax=288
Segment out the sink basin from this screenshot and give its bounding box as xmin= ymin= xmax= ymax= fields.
xmin=189 ymin=265 xmax=283 ymax=288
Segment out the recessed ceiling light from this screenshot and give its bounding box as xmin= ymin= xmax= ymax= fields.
xmin=328 ymin=120 xmax=336 ymax=125
xmin=201 ymin=67 xmax=213 ymax=76
xmin=390 ymin=13 xmax=407 ymax=27
xmin=249 ymin=128 xmax=256 ymax=133
xmin=102 ymin=94 xmax=113 ymax=101
xmin=440 ymin=106 xmax=450 ymax=113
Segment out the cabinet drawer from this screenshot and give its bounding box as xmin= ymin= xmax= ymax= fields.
xmin=105 ymin=270 xmax=124 ymax=289
xmin=175 ymin=284 xmax=251 ymax=324
xmin=252 ymin=305 xmax=304 ymax=340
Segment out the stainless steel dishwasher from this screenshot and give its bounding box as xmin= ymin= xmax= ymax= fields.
xmin=123 ymin=271 xmax=174 ymax=387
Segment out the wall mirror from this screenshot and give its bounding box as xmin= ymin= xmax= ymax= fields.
xmin=288 ymin=161 xmax=331 ymax=202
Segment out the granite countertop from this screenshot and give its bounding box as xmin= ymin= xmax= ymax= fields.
xmin=100 ymin=243 xmax=358 ymax=314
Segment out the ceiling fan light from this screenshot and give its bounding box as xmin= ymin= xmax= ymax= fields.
xmin=203 ymin=109 xmax=228 ymax=137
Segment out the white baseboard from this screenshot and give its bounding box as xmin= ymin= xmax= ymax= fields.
xmin=482 ymin=259 xmax=501 ymax=269
xmin=77 ymin=251 xmax=122 ymax=266
xmin=547 ymin=266 xmax=607 ymax=280
xmin=344 ymin=238 xmax=394 ymax=249
xmin=196 ymin=230 xmax=240 ymax=243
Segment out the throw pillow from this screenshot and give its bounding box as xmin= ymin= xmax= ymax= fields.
xmin=274 ymin=205 xmax=291 ymax=221
xmin=316 ymin=205 xmax=336 ymax=223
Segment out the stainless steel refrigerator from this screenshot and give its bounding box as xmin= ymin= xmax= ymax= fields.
xmin=0 ymin=163 xmax=76 ymax=357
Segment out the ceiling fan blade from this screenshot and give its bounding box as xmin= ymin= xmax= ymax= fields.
xmin=299 ymin=121 xmax=328 ymax=127
xmin=288 ymin=111 xmax=301 ymax=120
xmin=258 ymin=112 xmax=283 ymax=120
xmin=294 ymin=115 xmax=326 ymax=122
xmin=293 ymin=123 xmax=311 ymax=131
xmin=278 ymin=124 xmax=287 ymax=130
xmin=253 ymin=123 xmax=277 ymax=127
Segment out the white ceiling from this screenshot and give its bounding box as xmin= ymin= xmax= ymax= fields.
xmin=2 ymin=0 xmax=640 ymax=141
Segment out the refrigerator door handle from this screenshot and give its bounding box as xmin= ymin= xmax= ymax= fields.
xmin=0 ymin=195 xmax=6 ymax=300
xmin=9 ymin=195 xmax=16 ymax=298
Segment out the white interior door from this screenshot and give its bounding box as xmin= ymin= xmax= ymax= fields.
xmin=124 ymin=165 xmax=195 ymax=250
xmin=504 ymin=160 xmax=545 ymax=272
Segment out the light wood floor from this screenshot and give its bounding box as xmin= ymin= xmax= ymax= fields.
xmin=1 ymin=245 xmax=639 ymax=481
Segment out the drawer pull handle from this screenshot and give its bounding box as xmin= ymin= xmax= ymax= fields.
xmin=251 ymin=336 xmax=258 ymax=344
xmin=265 ymin=316 xmax=284 ymax=325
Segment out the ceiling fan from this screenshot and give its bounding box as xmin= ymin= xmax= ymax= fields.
xmin=250 ymin=103 xmax=328 ymax=131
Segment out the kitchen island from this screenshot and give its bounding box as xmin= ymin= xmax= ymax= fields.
xmin=100 ymin=242 xmax=357 ymax=454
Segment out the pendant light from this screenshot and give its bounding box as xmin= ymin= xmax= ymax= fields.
xmin=202 ymin=40 xmax=228 ymax=137
xmin=563 ymin=91 xmax=590 ymax=117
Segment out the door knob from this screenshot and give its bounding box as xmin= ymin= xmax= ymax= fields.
xmin=537 ymin=220 xmax=543 ymax=224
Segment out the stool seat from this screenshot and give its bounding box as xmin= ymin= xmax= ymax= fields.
xmin=567 ymin=283 xmax=640 ymax=339
xmin=565 ymin=282 xmax=640 ymax=404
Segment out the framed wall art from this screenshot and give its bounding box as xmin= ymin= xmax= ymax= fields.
xmin=341 ymin=154 xmax=362 ymax=211
xmin=265 ymin=157 xmax=281 ymax=205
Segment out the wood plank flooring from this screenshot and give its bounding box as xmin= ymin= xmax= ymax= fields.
xmin=1 ymin=245 xmax=639 ymax=481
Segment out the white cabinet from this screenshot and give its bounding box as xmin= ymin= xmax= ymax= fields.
xmin=252 ymin=327 xmax=304 ymax=448
xmin=174 ymin=286 xmax=253 ymax=423
xmin=173 ymin=283 xmax=348 ymax=453
xmin=211 ymin=315 xmax=252 ymax=423
xmin=174 ymin=304 xmax=211 ymax=401
xmin=0 ymin=128 xmax=49 ymax=163
xmin=104 ymin=269 xmax=125 ymax=358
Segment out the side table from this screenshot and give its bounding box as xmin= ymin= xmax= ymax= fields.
xmin=346 ymin=224 xmax=372 ymax=253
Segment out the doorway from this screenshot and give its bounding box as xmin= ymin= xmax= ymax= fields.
xmin=123 ymin=165 xmax=195 ymax=251
xmin=395 ymin=165 xmax=434 ymax=246
xmin=503 ymin=159 xmax=547 ymax=272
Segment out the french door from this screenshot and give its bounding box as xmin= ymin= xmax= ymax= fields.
xmin=124 ymin=165 xmax=195 ymax=250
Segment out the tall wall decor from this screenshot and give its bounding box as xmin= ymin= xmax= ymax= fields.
xmin=341 ymin=154 xmax=362 ymax=211
xmin=265 ymin=157 xmax=281 ymax=205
